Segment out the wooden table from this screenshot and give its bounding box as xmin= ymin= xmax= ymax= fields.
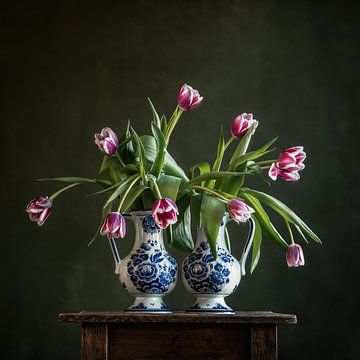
xmin=58 ymin=311 xmax=296 ymax=360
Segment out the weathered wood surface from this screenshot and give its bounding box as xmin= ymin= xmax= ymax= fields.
xmin=81 ymin=323 xmax=107 ymax=360
xmin=251 ymin=325 xmax=277 ymax=360
xmin=58 ymin=311 xmax=297 ymax=325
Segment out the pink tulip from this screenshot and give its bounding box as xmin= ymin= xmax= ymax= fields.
xmin=26 ymin=197 xmax=53 ymax=226
xmin=269 ymin=146 xmax=306 ymax=182
xmin=286 ymin=244 xmax=305 ymax=267
xmin=100 ymin=212 xmax=126 ymax=239
xmin=231 ymin=113 xmax=258 ymax=139
xmin=152 ymin=198 xmax=179 ymax=229
xmin=178 ymin=84 xmax=203 ymax=111
xmin=228 ymin=198 xmax=255 ymax=223
xmin=94 ymin=127 xmax=119 ymax=155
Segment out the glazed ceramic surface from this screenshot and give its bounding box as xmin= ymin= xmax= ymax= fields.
xmin=182 ymin=215 xmax=255 ymax=313
xmin=108 ymin=211 xmax=177 ymax=312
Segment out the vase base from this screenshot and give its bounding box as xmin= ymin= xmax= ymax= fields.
xmin=186 ymin=295 xmax=234 ymax=313
xmin=126 ymin=296 xmax=172 ymax=313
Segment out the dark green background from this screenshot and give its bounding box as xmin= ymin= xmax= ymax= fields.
xmin=2 ymin=1 xmax=359 ymax=359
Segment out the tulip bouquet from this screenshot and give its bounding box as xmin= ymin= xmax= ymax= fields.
xmin=26 ymin=84 xmax=320 ymax=272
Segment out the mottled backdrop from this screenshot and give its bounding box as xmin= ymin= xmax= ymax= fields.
xmin=1 ymin=1 xmax=359 ymax=359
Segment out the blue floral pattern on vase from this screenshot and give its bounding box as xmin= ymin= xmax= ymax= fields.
xmin=142 ymin=214 xmax=160 ymax=234
xmin=183 ymin=241 xmax=235 ymax=294
xmin=126 ymin=239 xmax=177 ymax=294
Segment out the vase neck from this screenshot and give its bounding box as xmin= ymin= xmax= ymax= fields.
xmin=128 ymin=211 xmax=164 ymax=249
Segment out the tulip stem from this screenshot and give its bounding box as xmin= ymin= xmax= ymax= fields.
xmin=189 ymin=185 xmax=230 ymax=202
xmin=49 ymin=182 xmax=82 ymax=200
xmin=149 ymin=178 xmax=162 ymax=199
xmin=117 ymin=175 xmax=141 ymax=212
xmin=253 ymin=159 xmax=277 ymax=166
xmin=164 ymin=106 xmax=183 ymax=145
xmin=116 ymin=153 xmax=125 ymax=167
xmin=285 ymin=220 xmax=295 ymax=245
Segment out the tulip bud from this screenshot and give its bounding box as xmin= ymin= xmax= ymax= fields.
xmin=94 ymin=127 xmax=119 ymax=155
xmin=286 ymin=243 xmax=305 ymax=267
xmin=269 ymin=146 xmax=306 ymax=182
xmin=26 ymin=197 xmax=53 ymax=226
xmin=100 ymin=212 xmax=126 ymax=239
xmin=152 ymin=198 xmax=179 ymax=229
xmin=177 ymin=84 xmax=203 ymax=111
xmin=231 ymin=113 xmax=258 ymax=139
xmin=228 ymin=198 xmax=255 ymax=223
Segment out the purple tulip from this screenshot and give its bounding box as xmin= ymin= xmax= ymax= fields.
xmin=228 ymin=198 xmax=255 ymax=223
xmin=94 ymin=127 xmax=119 ymax=155
xmin=269 ymin=146 xmax=306 ymax=182
xmin=26 ymin=197 xmax=53 ymax=226
xmin=100 ymin=212 xmax=126 ymax=239
xmin=231 ymin=113 xmax=258 ymax=139
xmin=152 ymin=198 xmax=179 ymax=229
xmin=177 ymin=84 xmax=203 ymax=111
xmin=286 ymin=244 xmax=305 ymax=267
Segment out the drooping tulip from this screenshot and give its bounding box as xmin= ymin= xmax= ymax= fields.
xmin=152 ymin=198 xmax=179 ymax=229
xmin=231 ymin=113 xmax=258 ymax=139
xmin=94 ymin=127 xmax=119 ymax=155
xmin=26 ymin=197 xmax=53 ymax=226
xmin=269 ymin=146 xmax=306 ymax=182
xmin=177 ymin=84 xmax=203 ymax=111
xmin=286 ymin=243 xmax=305 ymax=267
xmin=100 ymin=212 xmax=126 ymax=239
xmin=228 ymin=198 xmax=255 ymax=223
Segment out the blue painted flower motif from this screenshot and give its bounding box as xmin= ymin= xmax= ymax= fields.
xmin=183 ymin=241 xmax=235 ymax=294
xmin=126 ymin=239 xmax=177 ymax=294
xmin=142 ymin=215 xmax=160 ymax=234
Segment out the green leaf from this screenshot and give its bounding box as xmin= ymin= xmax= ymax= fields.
xmin=224 ymin=225 xmax=231 ymax=252
xmin=229 ymin=123 xmax=257 ymax=164
xmin=37 ymin=176 xmax=97 ymax=184
xmin=167 ymin=194 xmax=194 ymax=252
xmin=201 ymin=194 xmax=226 ymax=258
xmin=160 ymin=114 xmax=168 ymax=134
xmin=188 ymin=162 xmax=211 ymax=181
xmin=185 ymin=171 xmax=251 ymax=188
xmin=88 ymin=202 xmax=112 ymax=246
xmin=130 ymin=127 xmax=148 ymax=182
xmin=190 ymin=193 xmax=203 ymax=226
xmin=157 ymin=174 xmax=182 ymax=201
xmin=121 ymin=184 xmax=148 ymax=212
xmin=241 ymin=188 xmax=321 ymax=244
xmin=241 ymin=192 xmax=288 ymax=249
xmin=248 ymin=162 xmax=271 ymax=186
xmin=147 ymin=97 xmax=161 ymax=128
xmin=141 ymin=135 xmax=188 ymax=181
xmin=104 ymin=173 xmax=140 ymax=208
xmin=250 ymin=215 xmax=262 ymax=273
xmin=99 ymin=155 xmax=123 ymax=184
xmin=150 ymin=123 xmax=166 ymax=177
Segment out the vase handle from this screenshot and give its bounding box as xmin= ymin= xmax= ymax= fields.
xmin=239 ymin=217 xmax=256 ymax=276
xmin=108 ymin=237 xmax=122 ymax=275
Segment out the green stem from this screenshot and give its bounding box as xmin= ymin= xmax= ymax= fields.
xmin=224 ymin=136 xmax=235 ymax=150
xmin=164 ymin=106 xmax=183 ymax=144
xmin=252 ymin=159 xmax=276 ymax=166
xmin=49 ymin=183 xmax=81 ymax=200
xmin=116 ymin=153 xmax=125 ymax=167
xmin=189 ymin=185 xmax=230 ymax=202
xmin=117 ymin=175 xmax=141 ymax=212
xmin=151 ymin=180 xmax=163 ymax=199
xmin=285 ymin=220 xmax=295 ymax=245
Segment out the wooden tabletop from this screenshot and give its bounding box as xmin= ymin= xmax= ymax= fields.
xmin=58 ymin=311 xmax=297 ymax=325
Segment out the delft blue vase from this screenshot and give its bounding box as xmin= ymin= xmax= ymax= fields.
xmin=108 ymin=211 xmax=177 ymax=312
xmin=182 ymin=214 xmax=255 ymax=313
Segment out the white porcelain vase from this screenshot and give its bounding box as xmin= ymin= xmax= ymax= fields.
xmin=182 ymin=214 xmax=255 ymax=313
xmin=108 ymin=211 xmax=177 ymax=312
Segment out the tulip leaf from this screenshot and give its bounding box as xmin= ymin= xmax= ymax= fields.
xmin=190 ymin=193 xmax=203 ymax=226
xmin=209 ymin=126 xmax=225 ymax=188
xmin=241 ymin=188 xmax=321 ymax=244
xmin=294 ymin=224 xmax=309 ymax=244
xmin=160 ymin=114 xmax=168 ymax=134
xmin=168 ymin=194 xmax=194 ymax=252
xmin=99 ymin=155 xmax=123 ymax=184
xmin=130 ymin=127 xmax=148 ymax=182
xmin=224 ymin=225 xmax=231 ymax=252
xmin=150 ymin=123 xmax=166 ymax=178
xmin=188 ymin=162 xmax=211 ymax=181
xmin=141 ymin=135 xmax=188 ymax=181
xmin=157 ymin=174 xmax=182 ymax=201
xmin=147 ymin=97 xmax=161 ymax=128
xmin=104 ymin=173 xmax=140 ymax=208
xmin=88 ymin=202 xmax=112 ymax=246
xmin=201 ymin=194 xmax=226 ymax=258
xmin=229 ymin=123 xmax=257 ymax=164
xmin=120 ymin=184 xmax=149 ymax=212
xmin=241 ymin=192 xmax=288 ymax=249
xmin=250 ymin=215 xmax=262 ymax=273
xmin=185 ymin=171 xmax=251 ymax=188
xmin=37 ymin=176 xmax=98 ymax=184
xmin=248 ymin=162 xmax=271 ymax=186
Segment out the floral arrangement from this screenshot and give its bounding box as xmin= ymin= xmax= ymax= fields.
xmin=26 ymin=84 xmax=321 ymax=272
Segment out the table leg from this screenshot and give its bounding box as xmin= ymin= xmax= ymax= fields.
xmin=81 ymin=322 xmax=108 ymax=360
